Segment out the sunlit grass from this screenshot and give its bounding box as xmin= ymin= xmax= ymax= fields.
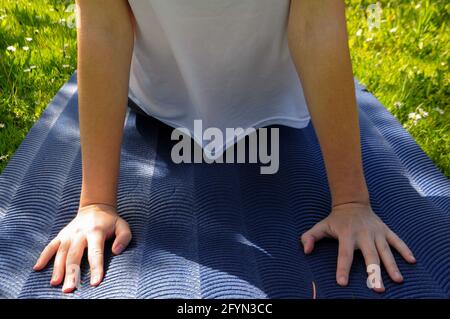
xmin=0 ymin=0 xmax=448 ymax=176
xmin=346 ymin=0 xmax=449 ymax=176
xmin=0 ymin=0 xmax=76 ymax=171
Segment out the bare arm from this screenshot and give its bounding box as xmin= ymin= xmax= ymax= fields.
xmin=288 ymin=0 xmax=367 ymax=207
xmin=288 ymin=0 xmax=416 ymax=291
xmin=34 ymin=0 xmax=134 ymax=293
xmin=77 ymin=0 xmax=134 ymax=208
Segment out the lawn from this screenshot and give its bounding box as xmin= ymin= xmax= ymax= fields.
xmin=0 ymin=0 xmax=76 ymax=172
xmin=0 ymin=0 xmax=448 ymax=176
xmin=346 ymin=0 xmax=449 ymax=177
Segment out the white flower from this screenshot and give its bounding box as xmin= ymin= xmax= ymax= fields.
xmin=418 ymin=108 xmax=429 ymax=118
xmin=389 ymin=27 xmax=397 ymax=33
xmin=22 ymin=46 xmax=29 ymax=51
xmin=30 ymin=65 xmax=37 ymax=69
xmin=394 ymin=101 xmax=403 ymax=108
xmin=25 ymin=37 xmax=33 ymax=42
xmin=356 ymin=29 xmax=363 ymax=37
xmin=408 ymin=112 xmax=422 ymax=121
xmin=434 ymin=107 xmax=445 ymax=115
xmin=0 ymin=123 xmax=5 ymax=129
xmin=23 ymin=68 xmax=31 ymax=73
xmin=6 ymin=46 xmax=16 ymax=52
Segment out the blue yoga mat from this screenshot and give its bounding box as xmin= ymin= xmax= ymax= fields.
xmin=0 ymin=73 xmax=449 ymax=299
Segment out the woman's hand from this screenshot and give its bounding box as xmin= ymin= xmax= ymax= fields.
xmin=33 ymin=204 xmax=132 ymax=293
xmin=301 ymin=203 xmax=416 ymax=292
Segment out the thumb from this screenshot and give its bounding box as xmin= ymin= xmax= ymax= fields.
xmin=300 ymin=220 xmax=329 ymax=254
xmin=112 ymin=218 xmax=132 ymax=255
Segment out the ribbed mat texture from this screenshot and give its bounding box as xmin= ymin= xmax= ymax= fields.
xmin=0 ymin=73 xmax=449 ymax=299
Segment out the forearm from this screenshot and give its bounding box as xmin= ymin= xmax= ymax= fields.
xmin=288 ymin=0 xmax=369 ymax=207
xmin=76 ymin=1 xmax=134 ymax=208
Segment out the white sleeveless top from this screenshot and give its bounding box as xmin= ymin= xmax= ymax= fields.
xmin=128 ymin=0 xmax=311 ymax=157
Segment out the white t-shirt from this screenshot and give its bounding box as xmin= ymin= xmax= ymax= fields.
xmin=128 ymin=0 xmax=311 ymax=157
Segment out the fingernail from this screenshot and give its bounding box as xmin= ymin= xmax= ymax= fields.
xmin=91 ymin=274 xmax=100 ymax=285
xmin=410 ymin=255 xmax=416 ymax=262
xmin=33 ymin=259 xmax=40 ymax=269
xmin=338 ymin=277 xmax=347 ymax=286
xmin=115 ymin=244 xmax=125 ymax=254
xmin=62 ymin=279 xmax=74 ymax=292
xmin=395 ymin=271 xmax=403 ymax=281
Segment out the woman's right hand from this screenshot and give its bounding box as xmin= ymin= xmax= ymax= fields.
xmin=33 ymin=203 xmax=132 ymax=293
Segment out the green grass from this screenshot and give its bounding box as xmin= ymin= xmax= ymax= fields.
xmin=346 ymin=0 xmax=449 ymax=176
xmin=0 ymin=0 xmax=449 ymax=176
xmin=0 ymin=0 xmax=76 ymax=172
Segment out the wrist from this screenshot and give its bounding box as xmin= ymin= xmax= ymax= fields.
xmin=326 ymin=165 xmax=370 ymax=207
xmin=331 ymin=188 xmax=370 ymax=209
xmin=332 ymin=194 xmax=370 ymax=209
xmin=80 ymin=189 xmax=117 ymax=211
xmin=332 ymin=200 xmax=371 ymax=210
xmin=79 ymin=193 xmax=117 ymax=212
xmin=78 ymin=202 xmax=118 ymax=216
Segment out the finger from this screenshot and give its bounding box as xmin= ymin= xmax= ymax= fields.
xmin=336 ymin=238 xmax=354 ymax=286
xmin=387 ymin=230 xmax=416 ymax=264
xmin=51 ymin=240 xmax=70 ymax=286
xmin=376 ymin=237 xmax=403 ymax=283
xmin=112 ymin=218 xmax=132 ymax=255
xmin=34 ymin=238 xmax=60 ymax=271
xmin=360 ymin=241 xmax=384 ymax=293
xmin=62 ymin=235 xmax=86 ymax=293
xmin=87 ymin=231 xmax=105 ymax=286
xmin=300 ymin=220 xmax=329 ymax=254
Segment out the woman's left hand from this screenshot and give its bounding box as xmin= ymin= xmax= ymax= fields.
xmin=300 ymin=203 xmax=416 ymax=292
